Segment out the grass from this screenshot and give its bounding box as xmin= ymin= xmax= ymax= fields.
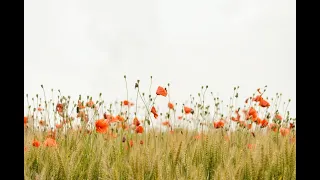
xmin=24 ymin=129 xmax=295 ymax=180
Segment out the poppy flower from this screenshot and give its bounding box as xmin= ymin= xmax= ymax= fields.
xmin=86 ymin=100 xmax=94 ymax=108
xmin=151 ymin=106 xmax=158 ymax=119
xmin=135 ymin=126 xmax=144 ymax=133
xmin=32 ymin=139 xmax=41 ymax=147
xmin=168 ymin=102 xmax=174 ymax=110
xmin=280 ymin=127 xmax=290 ymax=136
xmin=133 ymin=117 xmax=140 ymax=126
xmin=116 ymin=115 xmax=124 ymax=122
xmin=140 ymin=140 xmax=144 ymax=145
xmin=95 ymin=119 xmax=108 ymax=133
xmin=162 ymin=121 xmax=170 ymax=127
xmin=214 ymin=120 xmax=224 ymax=128
xmin=253 ymin=95 xmax=262 ymax=102
xmin=156 ymin=86 xmax=167 ymax=97
xmin=290 ymin=123 xmax=295 ymax=129
xmin=275 ymin=114 xmax=282 ymax=121
xmin=247 ymin=144 xmax=256 ymax=149
xmin=123 ymin=100 xmax=129 ymax=106
xmin=56 ymin=103 xmax=64 ymax=113
xmin=44 ymin=138 xmax=57 ymax=147
xmin=55 ymin=123 xmax=63 ymax=129
xmin=256 ymin=117 xmax=262 ymax=125
xmin=261 ymin=119 xmax=269 ymax=127
xmin=259 ymin=99 xmax=270 ymax=108
xmin=184 ymin=106 xmax=193 ymax=114
xmin=129 ymin=140 xmax=134 ymax=147
xmin=24 ymin=116 xmax=28 ymax=124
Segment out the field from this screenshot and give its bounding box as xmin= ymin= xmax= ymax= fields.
xmin=24 ymin=77 xmax=296 ymax=179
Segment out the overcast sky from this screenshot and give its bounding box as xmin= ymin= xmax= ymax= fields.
xmin=24 ymin=0 xmax=296 ymax=118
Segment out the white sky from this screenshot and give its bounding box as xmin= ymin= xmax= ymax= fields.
xmin=24 ymin=0 xmax=296 ymax=118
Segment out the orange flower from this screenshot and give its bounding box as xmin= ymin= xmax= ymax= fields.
xmin=213 ymin=120 xmax=224 ymax=128
xmin=86 ymin=100 xmax=94 ymax=108
xmin=224 ymin=135 xmax=230 ymax=142
xmin=269 ymin=123 xmax=278 ymax=132
xmin=231 ymin=110 xmax=241 ymax=122
xmin=151 ymin=106 xmax=158 ymax=119
xmin=123 ymin=100 xmax=129 ymax=106
xmin=116 ymin=115 xmax=124 ymax=122
xmin=247 ymin=123 xmax=252 ymax=130
xmin=261 ymin=119 xmax=269 ymax=127
xmin=253 ymin=95 xmax=262 ymax=102
xmin=162 ymin=121 xmax=170 ymax=127
xmin=140 ymin=140 xmax=144 ymax=145
xmin=156 ymin=86 xmax=167 ymax=97
xmin=55 ymin=123 xmax=63 ymax=129
xmin=32 ymin=139 xmax=41 ymax=147
xmin=95 ymin=119 xmax=108 ymax=133
xmin=133 ymin=117 xmax=140 ymax=126
xmin=77 ymin=101 xmax=85 ymax=109
xmin=135 ymin=126 xmax=144 ymax=133
xmin=256 ymin=117 xmax=262 ymax=125
xmin=194 ymin=134 xmax=202 ymax=140
xmin=184 ymin=106 xmax=193 ymax=114
xmin=129 ymin=140 xmax=134 ymax=147
xmin=275 ymin=114 xmax=282 ymax=121
xmin=290 ymin=123 xmax=295 ymax=129
xmin=168 ymin=102 xmax=174 ymax=110
xmin=280 ymin=127 xmax=290 ymax=136
xmin=248 ymin=107 xmax=257 ymax=118
xmin=259 ymin=99 xmax=270 ymax=108
xmin=247 ymin=144 xmax=256 ymax=149
xmin=44 ymin=138 xmax=57 ymax=147
xmin=24 ymin=116 xmax=28 ymax=124
xmin=56 ymin=103 xmax=64 ymax=113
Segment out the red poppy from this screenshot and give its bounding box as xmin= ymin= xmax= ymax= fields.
xmin=151 ymin=106 xmax=158 ymax=119
xmin=56 ymin=103 xmax=64 ymax=113
xmin=44 ymin=138 xmax=57 ymax=147
xmin=168 ymin=102 xmax=174 ymax=110
xmin=32 ymin=140 xmax=41 ymax=147
xmin=156 ymin=86 xmax=167 ymax=97
xmin=133 ymin=117 xmax=140 ymax=126
xmin=275 ymin=114 xmax=282 ymax=121
xmin=24 ymin=116 xmax=28 ymax=124
xmin=95 ymin=119 xmax=108 ymax=133
xmin=184 ymin=106 xmax=193 ymax=114
xmin=135 ymin=126 xmax=144 ymax=133
xmin=259 ymin=99 xmax=270 ymax=108
xmin=123 ymin=100 xmax=129 ymax=106
xmin=280 ymin=127 xmax=290 ymax=136
xmin=261 ymin=119 xmax=269 ymax=127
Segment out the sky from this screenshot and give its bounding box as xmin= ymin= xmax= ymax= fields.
xmin=24 ymin=0 xmax=296 ymax=119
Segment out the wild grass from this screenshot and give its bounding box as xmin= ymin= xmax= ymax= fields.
xmin=24 ymin=128 xmax=295 ymax=180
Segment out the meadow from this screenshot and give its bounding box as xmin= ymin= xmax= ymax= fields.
xmin=24 ymin=76 xmax=296 ymax=180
